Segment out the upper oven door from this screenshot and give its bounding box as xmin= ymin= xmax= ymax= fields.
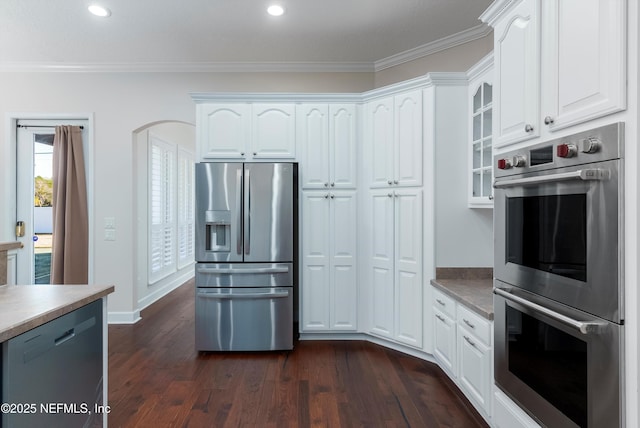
xmin=494 ymin=159 xmax=622 ymax=323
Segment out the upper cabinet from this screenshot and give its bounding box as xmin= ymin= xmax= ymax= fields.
xmin=196 ymin=103 xmax=295 ymax=161
xmin=366 ymin=89 xmax=423 ymax=188
xmin=298 ymin=104 xmax=358 ymax=189
xmin=468 ymin=56 xmax=494 ymax=207
xmin=482 ymin=0 xmax=626 ymax=147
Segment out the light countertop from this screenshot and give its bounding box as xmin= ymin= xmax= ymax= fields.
xmin=430 ymin=279 xmax=493 ymax=320
xmin=0 ymin=242 xmax=21 ymax=252
xmin=0 ymin=284 xmax=114 ymax=342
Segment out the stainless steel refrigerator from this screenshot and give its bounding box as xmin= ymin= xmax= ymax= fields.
xmin=194 ymin=162 xmax=297 ymax=351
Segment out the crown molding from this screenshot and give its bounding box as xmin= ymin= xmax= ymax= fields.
xmin=479 ymin=0 xmax=523 ymax=27
xmin=0 ymin=25 xmax=492 ymax=74
xmin=0 ymin=61 xmax=374 ymax=73
xmin=190 ymin=92 xmax=364 ymax=103
xmin=466 ymin=52 xmax=494 ymax=81
xmin=374 ymin=24 xmax=492 ymax=72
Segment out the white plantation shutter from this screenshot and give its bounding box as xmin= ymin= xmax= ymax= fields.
xmin=177 ymin=148 xmax=195 ymax=268
xmin=149 ymin=135 xmax=176 ymax=282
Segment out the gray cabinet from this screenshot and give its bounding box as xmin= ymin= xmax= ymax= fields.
xmin=2 ymin=300 xmax=103 ymax=428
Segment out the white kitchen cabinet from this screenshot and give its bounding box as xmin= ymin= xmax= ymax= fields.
xmin=482 ymin=0 xmax=626 ymax=147
xmin=489 ymin=0 xmax=540 ymax=147
xmin=366 ymin=89 xmax=422 ymax=189
xmin=301 ymin=190 xmax=357 ymax=331
xmin=197 ymin=103 xmax=251 ymax=159
xmin=432 ymin=288 xmax=457 ymax=377
xmin=298 ymin=104 xmax=357 ymax=189
xmin=251 ymin=104 xmax=296 ymax=159
xmin=541 ymin=0 xmax=626 ymax=131
xmin=457 ymin=305 xmax=492 ymax=418
xmin=493 ymin=388 xmax=541 ymax=428
xmin=196 ymin=103 xmax=295 ymax=161
xmin=468 ymin=56 xmax=494 ymax=207
xmin=370 ymin=188 xmax=423 ymax=348
xmin=432 ymin=285 xmax=493 ymax=420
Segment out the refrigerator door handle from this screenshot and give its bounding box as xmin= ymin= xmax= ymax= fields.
xmin=244 ymin=167 xmax=251 ymax=255
xmin=236 ymin=168 xmax=243 ymax=255
xmin=197 ymin=267 xmax=289 ymax=274
xmin=197 ymin=290 xmax=290 ymax=300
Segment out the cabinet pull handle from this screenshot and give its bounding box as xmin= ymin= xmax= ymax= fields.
xmin=436 ymin=299 xmax=446 ymax=306
xmin=435 ymin=314 xmax=446 ymax=322
xmin=463 ymin=319 xmax=475 ymax=329
xmin=544 ymin=116 xmax=555 ymax=125
xmin=524 ymin=124 xmax=534 ymax=133
xmin=463 ymin=335 xmax=477 ymax=348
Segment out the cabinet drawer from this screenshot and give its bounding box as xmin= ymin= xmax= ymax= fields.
xmin=457 ymin=304 xmax=491 ymax=346
xmin=432 ymin=288 xmax=456 ymax=319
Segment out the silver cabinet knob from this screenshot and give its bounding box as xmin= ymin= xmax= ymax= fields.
xmin=330 ymin=182 xmax=335 ymax=187
xmin=488 ymin=195 xmax=494 ymax=201
xmin=387 ymin=180 xmax=393 ymax=185
xmin=393 ymin=180 xmax=399 ymax=185
xmin=324 ymin=194 xmax=329 ymax=199
xmin=324 ymin=182 xmax=329 ymax=187
xmin=240 ymin=152 xmax=245 ymax=156
xmin=253 ymin=152 xmax=257 ymax=156
xmin=544 ymin=116 xmax=554 ymax=125
xmin=524 ymin=124 xmax=534 ymax=133
xmin=330 ymin=194 xmax=335 ymax=199
xmin=387 ymin=193 xmax=393 ymax=198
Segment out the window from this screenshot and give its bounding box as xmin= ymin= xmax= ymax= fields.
xmin=148 ymin=134 xmax=194 ymax=283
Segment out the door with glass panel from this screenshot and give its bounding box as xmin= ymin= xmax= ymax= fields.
xmin=15 ymin=120 xmax=88 ymax=284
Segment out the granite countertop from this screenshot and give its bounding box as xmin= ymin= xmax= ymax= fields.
xmin=0 ymin=284 xmax=114 ymax=342
xmin=430 ymin=268 xmax=494 ymax=320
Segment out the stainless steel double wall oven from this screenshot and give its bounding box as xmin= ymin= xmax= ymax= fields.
xmin=493 ymin=123 xmax=624 ymax=428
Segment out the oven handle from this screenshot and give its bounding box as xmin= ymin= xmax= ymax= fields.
xmin=493 ymin=168 xmax=610 ymax=188
xmin=494 ymin=287 xmax=605 ymax=334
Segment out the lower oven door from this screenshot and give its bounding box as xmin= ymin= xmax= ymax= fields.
xmin=195 ymin=287 xmax=293 ymax=351
xmin=494 ymin=282 xmax=623 ymax=428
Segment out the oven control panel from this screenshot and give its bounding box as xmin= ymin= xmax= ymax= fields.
xmin=494 ymin=122 xmax=623 ymax=177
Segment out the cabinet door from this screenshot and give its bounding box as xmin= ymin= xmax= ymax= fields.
xmin=367 ymin=98 xmax=394 ymax=189
xmin=370 ymin=190 xmax=395 ymax=338
xmin=394 ymin=90 xmax=423 ymax=187
xmin=252 ymin=104 xmax=296 ymax=158
xmin=469 ymin=74 xmax=494 ymax=207
xmin=458 ymin=326 xmax=491 ymax=415
xmin=330 ymin=191 xmax=357 ymax=330
xmin=301 ymin=192 xmax=331 ymax=330
xmin=198 ymin=104 xmax=250 ymax=159
xmin=493 ymin=0 xmax=540 ymax=147
xmin=433 ymin=309 xmax=457 ymax=377
xmin=394 ymin=189 xmax=423 ymax=347
xmin=298 ymin=104 xmax=329 ymax=188
xmin=542 ymin=0 xmax=626 ymax=131
xmin=330 ymin=104 xmax=358 ymax=189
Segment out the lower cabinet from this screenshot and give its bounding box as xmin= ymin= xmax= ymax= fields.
xmin=493 ymin=387 xmax=541 ymax=428
xmin=432 ymin=286 xmax=492 ymax=420
xmin=301 ymin=190 xmax=357 ymax=331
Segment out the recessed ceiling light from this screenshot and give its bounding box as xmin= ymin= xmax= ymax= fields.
xmin=267 ymin=5 xmax=285 ymax=17
xmin=88 ymin=4 xmax=111 ymax=17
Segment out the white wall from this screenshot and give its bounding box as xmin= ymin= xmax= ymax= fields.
xmin=432 ymin=85 xmax=493 ymax=267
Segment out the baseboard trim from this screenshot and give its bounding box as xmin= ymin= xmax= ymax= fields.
xmin=138 ymin=268 xmax=194 ymax=312
xmin=108 ymin=311 xmax=141 ymax=324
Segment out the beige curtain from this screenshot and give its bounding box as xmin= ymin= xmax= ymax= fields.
xmin=51 ymin=125 xmax=88 ymax=284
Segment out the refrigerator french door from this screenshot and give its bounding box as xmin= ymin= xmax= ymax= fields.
xmin=195 ymin=162 xmax=296 ymax=351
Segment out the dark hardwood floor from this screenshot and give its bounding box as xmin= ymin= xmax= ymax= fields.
xmin=108 ymin=279 xmax=489 ymax=427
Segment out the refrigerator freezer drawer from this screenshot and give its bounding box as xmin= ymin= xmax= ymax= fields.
xmin=195 ymin=287 xmax=293 ymax=351
xmin=196 ymin=262 xmax=293 ymax=288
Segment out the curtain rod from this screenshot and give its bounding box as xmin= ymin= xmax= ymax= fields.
xmin=17 ymin=124 xmax=84 ymax=129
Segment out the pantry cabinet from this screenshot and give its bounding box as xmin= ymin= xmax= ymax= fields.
xmin=301 ymin=190 xmax=357 ymax=331
xmin=370 ymin=188 xmax=423 ymax=348
xmin=366 ymin=89 xmax=422 ymax=188
xmin=482 ymin=0 xmax=626 ymax=147
xmin=196 ymin=103 xmax=295 ymax=160
xmin=298 ymin=104 xmax=357 ymax=189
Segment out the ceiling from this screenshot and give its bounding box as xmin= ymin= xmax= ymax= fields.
xmin=0 ymin=0 xmax=492 ymax=72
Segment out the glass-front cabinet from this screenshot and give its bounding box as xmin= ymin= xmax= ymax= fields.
xmin=468 ymin=55 xmax=494 ymax=208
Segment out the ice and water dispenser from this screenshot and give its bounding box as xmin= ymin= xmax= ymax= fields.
xmin=205 ymin=210 xmax=231 ymax=253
